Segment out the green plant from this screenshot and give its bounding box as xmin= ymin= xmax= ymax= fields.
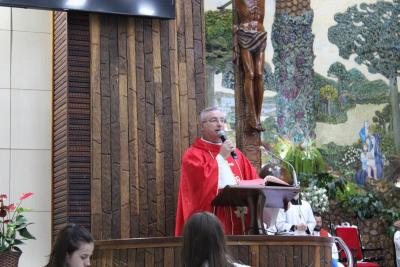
xmin=0 ymin=193 xmax=35 ymax=252
xmin=335 ymin=182 xmax=400 ymax=235
xmin=319 ymin=143 xmax=363 ymax=175
xmin=299 ymin=172 xmax=347 ymax=199
xmin=278 ymin=138 xmax=326 ymax=175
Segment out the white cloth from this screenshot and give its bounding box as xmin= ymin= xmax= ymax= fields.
xmin=395 ymin=230 xmax=400 ymax=267
xmin=276 ymin=200 xmax=316 ymax=235
xmin=216 ymin=154 xmax=237 ymax=189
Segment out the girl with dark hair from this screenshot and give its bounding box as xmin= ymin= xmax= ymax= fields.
xmin=45 ymin=224 xmax=94 ymax=267
xmin=182 ymin=212 xmax=249 ymax=267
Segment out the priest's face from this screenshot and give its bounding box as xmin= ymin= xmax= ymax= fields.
xmin=200 ymin=110 xmax=226 ymax=143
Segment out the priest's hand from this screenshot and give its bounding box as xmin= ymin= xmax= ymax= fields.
xmin=296 ymin=223 xmax=308 ymax=232
xmin=219 ymin=140 xmax=235 ymax=159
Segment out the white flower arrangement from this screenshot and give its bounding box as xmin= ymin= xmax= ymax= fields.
xmin=342 ymin=146 xmax=361 ymax=167
xmin=302 ymin=186 xmax=329 ymax=213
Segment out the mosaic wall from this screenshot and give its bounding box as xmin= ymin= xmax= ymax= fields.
xmin=205 ymin=0 xmax=399 ymax=263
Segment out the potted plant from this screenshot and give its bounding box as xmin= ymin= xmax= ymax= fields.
xmin=0 ymin=192 xmax=35 ymax=266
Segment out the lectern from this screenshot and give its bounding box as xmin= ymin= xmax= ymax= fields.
xmin=211 ymin=185 xmax=299 ymax=234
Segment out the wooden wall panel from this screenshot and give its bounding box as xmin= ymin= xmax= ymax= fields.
xmin=88 ymin=0 xmax=206 ymax=239
xmin=53 ymin=0 xmax=205 ymax=239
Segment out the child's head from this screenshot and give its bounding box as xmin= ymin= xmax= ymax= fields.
xmin=46 ymin=224 xmax=94 ymax=267
xmin=182 ymin=212 xmax=230 ymax=267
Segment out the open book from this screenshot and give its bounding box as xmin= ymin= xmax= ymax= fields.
xmin=238 ymin=176 xmax=291 ymax=187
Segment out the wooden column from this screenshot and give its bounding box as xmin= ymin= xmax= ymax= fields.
xmin=52 ymin=11 xmax=91 ymax=237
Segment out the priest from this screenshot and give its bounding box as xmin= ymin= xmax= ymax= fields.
xmin=275 ymin=192 xmax=316 ymax=235
xmin=175 ymin=107 xmax=260 ymax=236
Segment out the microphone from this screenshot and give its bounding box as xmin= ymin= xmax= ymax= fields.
xmin=259 ymin=146 xmax=299 ymax=187
xmin=217 ymin=131 xmax=238 ymax=159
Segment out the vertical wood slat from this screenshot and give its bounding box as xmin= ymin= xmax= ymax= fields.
xmin=128 ymin=248 xmax=137 ymax=266
xmin=104 ymin=250 xmax=113 ymax=267
xmin=152 ymin=19 xmax=166 ymax=236
xmin=324 ymin=245 xmax=332 ymax=267
xmin=117 ymin=16 xmax=130 ymax=239
xmin=169 ymin=18 xmax=181 ymax=235
xmin=100 ymin=15 xmax=112 ymax=240
xmin=302 ymin=245 xmax=309 ymax=266
xmin=174 ymin=247 xmax=182 ymax=267
xmin=109 ymin=16 xmax=122 ymax=239
xmin=193 ymin=0 xmax=206 ymax=135
xmin=160 ymin=19 xmax=175 ymax=235
xmin=294 ymin=246 xmax=302 ymax=267
xmin=249 ymin=245 xmax=259 ymax=267
xmin=164 ymin=248 xmax=174 ymax=267
xmin=286 ymin=246 xmax=294 ymax=267
xmin=136 ymin=248 xmax=145 ymax=266
xmin=176 ymin=0 xmax=189 ymax=154
xmin=308 ymin=246 xmax=316 ymax=266
xmin=90 ymin=13 xmax=102 ymax=240
xmin=154 ymin=248 xmax=164 ymax=267
xmin=143 ymin=18 xmax=157 ymax=236
xmin=268 ymin=246 xmax=284 ymax=266
xmin=145 ymin=248 xmax=155 ymax=267
xmin=127 ymin=17 xmax=140 ymax=238
xmin=135 ymin=18 xmax=149 ymax=237
xmin=314 ymin=246 xmax=321 ymax=267
xmin=238 ymin=245 xmax=249 ymax=265
xmin=183 ymin=0 xmax=197 ymax=146
xmin=259 ymin=246 xmax=268 ymax=266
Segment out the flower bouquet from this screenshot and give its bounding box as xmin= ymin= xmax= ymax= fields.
xmin=302 ymin=186 xmax=329 ymax=214
xmin=0 ymin=192 xmax=35 ymax=253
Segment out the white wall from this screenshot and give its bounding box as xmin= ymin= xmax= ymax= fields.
xmin=0 ymin=7 xmax=52 ymax=267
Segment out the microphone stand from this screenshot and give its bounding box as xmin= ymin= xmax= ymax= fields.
xmin=260 ymin=146 xmax=299 ymax=187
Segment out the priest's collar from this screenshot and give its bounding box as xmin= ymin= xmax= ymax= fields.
xmin=290 ymin=198 xmax=302 ymax=205
xmin=201 ymin=137 xmax=222 ymax=145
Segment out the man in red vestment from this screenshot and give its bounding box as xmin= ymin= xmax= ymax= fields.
xmin=175 ymin=107 xmax=260 ymax=236
xmin=313 ymin=213 xmax=329 ymax=237
xmin=314 ymin=213 xmax=342 ymax=267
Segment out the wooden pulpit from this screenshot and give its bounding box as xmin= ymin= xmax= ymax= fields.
xmin=211 ymin=185 xmax=300 ymax=235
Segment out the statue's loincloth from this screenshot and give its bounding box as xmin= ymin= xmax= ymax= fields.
xmin=236 ymin=28 xmax=267 ymax=53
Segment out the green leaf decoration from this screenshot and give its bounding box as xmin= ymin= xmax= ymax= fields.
xmin=18 ymin=228 xmax=35 ymax=240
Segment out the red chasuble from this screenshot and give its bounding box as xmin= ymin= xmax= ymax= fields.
xmin=175 ymin=138 xmax=259 ymax=236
